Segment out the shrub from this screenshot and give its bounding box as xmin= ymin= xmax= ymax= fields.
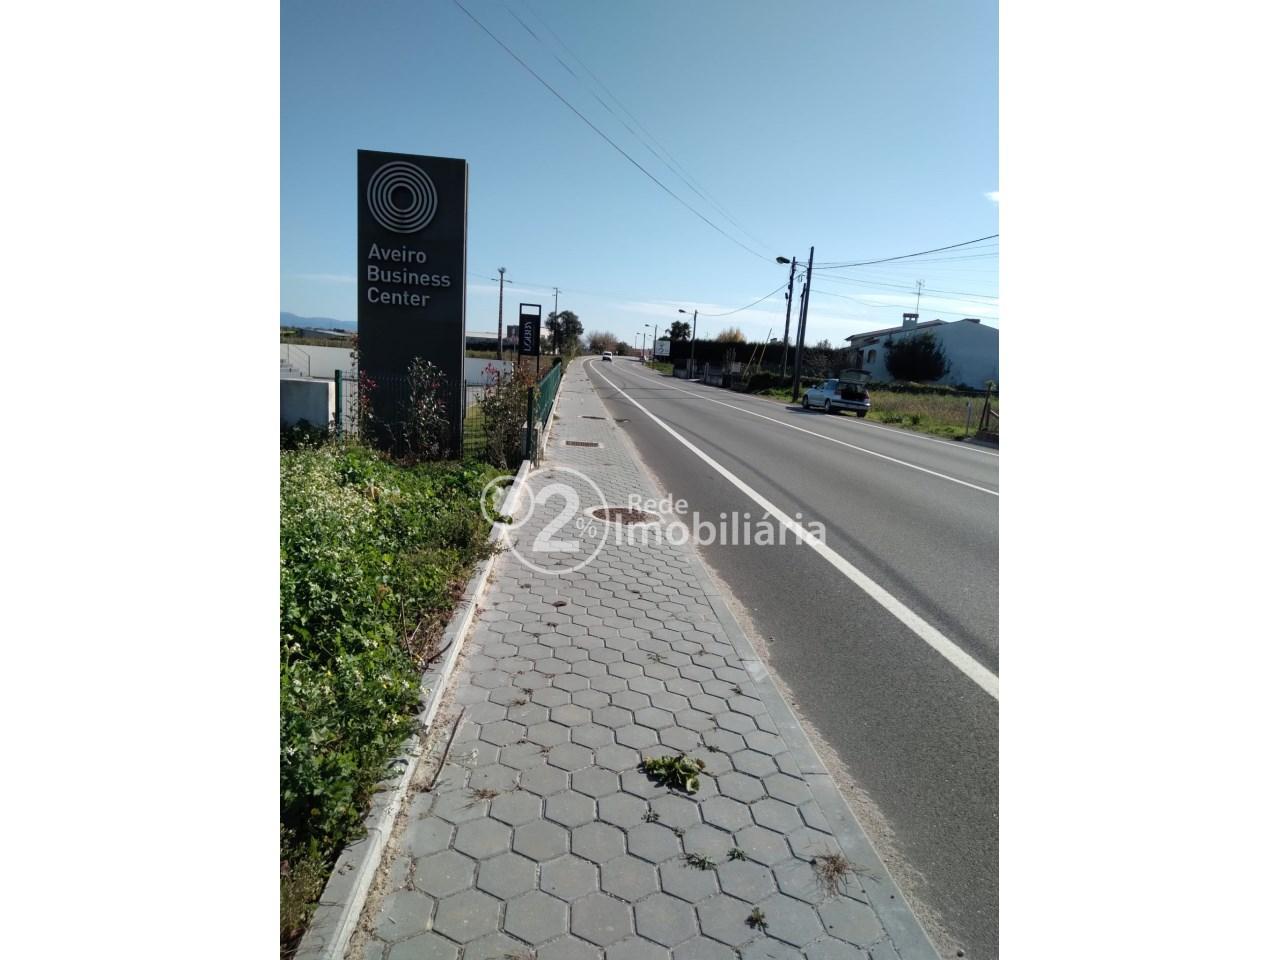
xmin=884 ymin=332 xmax=951 ymax=382
xmin=746 ymin=372 xmax=786 ymax=392
xmin=279 ymin=445 xmax=498 ymax=946
xmin=479 ymin=363 xmax=538 ymax=468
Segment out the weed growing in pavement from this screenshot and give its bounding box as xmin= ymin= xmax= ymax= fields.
xmin=641 ymin=754 xmax=707 ymax=793
xmin=685 ymin=853 xmax=715 ymax=870
xmin=642 ymin=808 xmax=660 ymax=823
xmin=468 ymin=787 xmax=500 ymax=805
xmin=747 ymin=907 xmax=768 ymax=931
xmin=813 ymin=852 xmax=854 ymax=895
xmin=728 ymin=847 xmax=747 ymax=861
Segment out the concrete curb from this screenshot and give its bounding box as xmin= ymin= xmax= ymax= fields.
xmin=586 ymin=358 xmax=943 ymax=960
xmin=294 ymin=457 xmax=534 ymax=960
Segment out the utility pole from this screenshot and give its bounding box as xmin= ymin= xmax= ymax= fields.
xmin=781 ymin=257 xmax=797 ymax=378
xmin=680 ymin=308 xmax=699 ymax=374
xmin=915 ymin=279 xmax=924 ymax=314
xmin=496 ymin=267 xmax=507 ymax=361
xmin=551 ymin=286 xmax=560 ymax=355
xmin=790 ymin=246 xmax=814 ymax=402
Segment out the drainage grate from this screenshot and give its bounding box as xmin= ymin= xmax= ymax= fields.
xmin=565 ymin=440 xmax=601 ymax=447
xmin=590 ymin=506 xmax=659 ymax=525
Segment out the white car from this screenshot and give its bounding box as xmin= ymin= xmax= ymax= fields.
xmin=801 ymin=378 xmax=870 ymax=416
xmin=601 ymin=351 xmax=613 ymax=362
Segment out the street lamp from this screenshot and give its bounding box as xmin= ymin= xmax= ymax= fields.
xmin=775 ymin=256 xmax=798 ymax=379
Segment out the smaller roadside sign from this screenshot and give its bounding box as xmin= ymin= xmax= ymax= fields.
xmin=654 ymin=338 xmax=671 ymax=358
xmin=518 ymin=303 xmax=541 ymax=356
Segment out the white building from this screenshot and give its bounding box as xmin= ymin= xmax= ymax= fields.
xmin=845 ymin=314 xmax=998 ymax=388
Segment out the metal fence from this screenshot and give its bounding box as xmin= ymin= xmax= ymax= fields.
xmin=525 ymin=359 xmax=563 ymax=461
xmin=333 ymin=370 xmax=495 ymax=461
xmin=322 ymin=359 xmax=566 ymax=465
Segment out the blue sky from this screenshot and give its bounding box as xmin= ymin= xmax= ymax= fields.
xmin=282 ymin=0 xmax=997 ymax=346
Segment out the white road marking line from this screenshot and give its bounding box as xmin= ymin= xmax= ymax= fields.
xmin=620 ymin=365 xmax=997 ymax=497
xmin=645 ymin=368 xmax=1000 ymax=457
xmin=590 ymin=361 xmax=999 ymax=700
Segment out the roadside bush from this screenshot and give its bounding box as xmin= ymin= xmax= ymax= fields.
xmin=884 ymin=332 xmax=951 ymax=382
xmin=746 ymin=372 xmax=787 ymax=392
xmin=279 ymin=444 xmax=498 ymax=947
xmin=479 ymin=363 xmax=538 ymax=468
xmin=281 ymin=420 xmax=332 ymax=450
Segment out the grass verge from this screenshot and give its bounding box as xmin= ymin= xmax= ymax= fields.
xmin=279 ymin=443 xmax=499 ymax=953
xmin=756 ymin=387 xmax=994 ymax=439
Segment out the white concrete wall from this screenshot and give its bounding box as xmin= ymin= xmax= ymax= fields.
xmin=465 ymin=357 xmax=511 ymax=382
xmin=932 ymin=321 xmax=999 ymax=388
xmin=279 ymin=343 xmax=511 ymax=384
xmin=281 ymin=377 xmax=335 ymax=428
xmin=280 ymin=343 xmax=356 ymax=378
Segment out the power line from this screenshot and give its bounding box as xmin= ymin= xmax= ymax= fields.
xmin=700 ymin=281 xmax=789 ymax=317
xmin=816 ymin=272 xmax=999 ymax=303
xmin=453 ymin=0 xmax=773 ymax=263
xmin=506 ymin=0 xmax=772 ymax=252
xmin=809 ymin=286 xmax=999 ymax=319
xmin=814 ymin=234 xmax=999 ymax=269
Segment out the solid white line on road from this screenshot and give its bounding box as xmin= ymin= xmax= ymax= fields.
xmin=621 ymin=365 xmax=998 ymax=496
xmin=591 ymin=361 xmax=999 ymax=700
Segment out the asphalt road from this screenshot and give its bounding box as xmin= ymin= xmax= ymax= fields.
xmin=584 ymin=358 xmax=999 ymax=959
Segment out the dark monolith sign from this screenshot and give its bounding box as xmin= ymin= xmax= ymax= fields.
xmin=357 ymin=149 xmax=468 ymax=443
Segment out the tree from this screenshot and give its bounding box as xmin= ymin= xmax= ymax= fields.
xmin=714 ymin=327 xmax=746 ymax=343
xmin=613 ymin=341 xmax=632 ymax=356
xmin=586 ymin=330 xmax=617 ymax=354
xmin=545 ymin=310 xmax=583 ymax=354
xmin=669 ymin=320 xmax=691 ymax=342
xmin=884 ymin=332 xmax=951 ymax=382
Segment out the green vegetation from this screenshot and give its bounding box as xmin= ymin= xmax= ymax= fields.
xmin=648 ymin=361 xmax=674 ymax=375
xmin=885 ymin=331 xmax=950 ymax=382
xmin=279 ymin=444 xmax=499 ymax=947
xmin=863 ymin=389 xmax=993 ymax=438
xmin=640 ymin=754 xmax=706 ymax=793
xmin=281 ymin=326 xmax=355 ymax=349
xmin=756 ymin=384 xmax=995 ymax=439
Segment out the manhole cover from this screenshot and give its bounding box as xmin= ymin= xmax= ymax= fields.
xmin=590 ymin=506 xmax=659 ymax=525
xmin=565 ymin=440 xmax=600 ymax=447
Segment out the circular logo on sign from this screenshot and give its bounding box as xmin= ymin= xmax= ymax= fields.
xmin=366 ymin=161 xmax=438 ymax=233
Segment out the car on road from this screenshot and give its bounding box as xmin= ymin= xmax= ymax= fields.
xmin=601 ymin=351 xmax=613 ymax=362
xmin=801 ymin=377 xmax=870 ymax=416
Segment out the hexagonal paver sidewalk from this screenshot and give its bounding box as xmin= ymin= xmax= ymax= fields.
xmin=357 ymin=362 xmax=937 ymax=960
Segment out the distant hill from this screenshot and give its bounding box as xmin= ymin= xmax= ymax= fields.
xmin=281 ymin=312 xmax=356 ymax=333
